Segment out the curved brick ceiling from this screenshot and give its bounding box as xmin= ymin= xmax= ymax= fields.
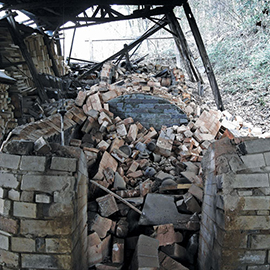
xmin=108 ymin=93 xmax=188 ymax=130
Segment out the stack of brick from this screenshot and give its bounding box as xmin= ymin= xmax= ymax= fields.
xmin=24 ymin=34 xmax=67 ymax=76
xmin=0 ymin=25 xmax=69 ymax=127
xmin=0 ymin=26 xmax=33 ymax=93
xmin=199 ymin=137 xmax=270 ymax=270
xmin=100 ymin=62 xmax=115 ymax=84
xmin=0 ymin=148 xmax=88 ymax=270
xmin=0 ymin=83 xmax=17 ymax=135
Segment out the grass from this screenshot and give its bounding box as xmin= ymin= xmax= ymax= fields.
xmin=207 ymin=28 xmax=270 ymax=101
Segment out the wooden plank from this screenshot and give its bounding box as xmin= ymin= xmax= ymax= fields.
xmin=183 ymin=2 xmax=224 ymax=111
xmin=90 ymin=180 xmax=142 ymax=215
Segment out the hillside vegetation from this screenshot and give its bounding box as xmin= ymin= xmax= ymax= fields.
xmin=176 ymin=0 xmax=270 ymax=132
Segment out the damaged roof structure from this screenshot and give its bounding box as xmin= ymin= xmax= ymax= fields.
xmin=0 ymin=0 xmax=223 ymax=109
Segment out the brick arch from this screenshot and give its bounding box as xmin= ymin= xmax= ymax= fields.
xmin=108 ymin=93 xmax=188 ymax=130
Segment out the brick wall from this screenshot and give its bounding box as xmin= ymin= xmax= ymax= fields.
xmin=108 ymin=93 xmax=188 ymax=130
xmin=199 ymin=137 xmax=270 ymax=270
xmin=0 ymin=148 xmax=88 ymax=270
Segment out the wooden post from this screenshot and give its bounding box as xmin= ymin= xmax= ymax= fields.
xmin=54 ymin=31 xmax=62 ymax=56
xmin=7 ymin=13 xmax=48 ymax=102
xmin=183 ymin=1 xmax=224 ymax=111
xmin=42 ymin=34 xmax=60 ymax=77
xmin=67 ymin=26 xmax=77 ymax=66
xmin=167 ymin=10 xmax=203 ymax=84
xmin=166 ymin=10 xmax=196 ymax=82
xmin=123 ymin=44 xmax=132 ymax=71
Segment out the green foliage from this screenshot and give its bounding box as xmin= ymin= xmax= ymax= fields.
xmin=208 ymin=30 xmax=270 ymax=96
xmin=186 ymin=0 xmax=270 ymax=105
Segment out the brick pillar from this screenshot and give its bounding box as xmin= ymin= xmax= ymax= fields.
xmin=0 ymin=149 xmax=88 ymax=270
xmin=199 ymin=137 xmax=270 ymax=270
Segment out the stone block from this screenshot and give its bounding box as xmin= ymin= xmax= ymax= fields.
xmin=0 ymin=249 xmax=19 ymax=268
xmin=81 ymin=116 xmax=96 ymax=133
xmin=20 ymin=155 xmax=46 ymax=171
xmin=0 ymin=153 xmax=20 ymax=170
xmin=109 ymin=137 xmax=124 ymax=153
xmin=111 ymin=148 xmax=129 ymax=163
xmin=244 ymin=138 xmax=270 ymax=154
xmin=45 ymin=238 xmax=72 ymax=253
xmin=263 ymin=151 xmax=270 ymax=166
xmin=156 ymin=136 xmax=173 ymax=157
xmin=93 ymin=151 xmax=118 ymax=180
xmin=13 ymin=201 xmax=37 ymax=218
xmin=243 ymin=196 xmax=270 ymax=211
xmin=250 ymin=234 xmax=270 ymax=249
xmin=97 ymin=140 xmax=110 ymax=152
xmin=50 ymin=156 xmax=77 ymax=172
xmin=241 ymin=153 xmax=265 ymax=168
xmin=112 ymin=237 xmax=124 ymax=264
xmin=113 ymin=172 xmax=126 ymax=190
xmin=85 ymin=109 xmax=99 ymax=120
xmin=75 ymin=90 xmax=87 ymax=107
xmin=257 ymin=210 xmax=269 ymax=215
xmin=128 ymin=170 xmax=143 ymax=179
xmin=127 ymin=124 xmax=138 ymax=142
xmin=21 ymin=175 xmax=74 ymax=194
xmin=21 ymin=254 xmax=71 ymax=269
xmin=160 ymin=243 xmax=188 ymax=262
xmin=0 ymin=187 xmax=7 ymax=198
xmin=35 ymin=194 xmax=51 ymax=203
xmin=95 ymin=263 xmax=123 ymax=270
xmin=153 ymin=224 xmax=183 ymax=246
xmin=87 ymin=93 xmax=103 ymax=111
xmin=102 ymin=90 xmax=118 ymax=102
xmin=127 ymin=161 xmax=139 ymax=174
xmin=96 ymin=194 xmax=119 ymax=217
xmin=159 ymin=251 xmax=189 ymax=270
xmin=238 ymin=250 xmax=266 ymax=264
xmin=45 ymin=201 xmax=74 ymax=218
xmin=238 ymin=190 xmax=253 ymax=196
xmin=234 ymin=216 xmax=270 ymax=230
xmin=4 ymin=140 xmax=34 ymax=155
xmin=20 ymin=191 xmax=34 ymax=202
xmin=8 ymin=189 xmax=20 ymax=201
xmin=184 ymin=193 xmax=201 ymax=213
xmin=139 ymin=193 xmax=191 ymax=230
xmin=0 ymin=198 xmax=11 ymax=216
xmin=232 ymin=174 xmax=269 ymax=189
xmin=98 ymin=111 xmax=113 ymax=125
xmin=0 ymin=172 xmax=19 ymax=189
xmin=140 ymin=179 xmax=153 ymax=197
xmin=20 ymin=219 xmax=72 ymax=237
xmin=0 ymin=233 xmax=9 ymax=250
xmin=116 ymin=124 xmax=127 ymax=137
xmin=189 ymin=184 xmax=204 ymax=201
xmin=88 ymin=234 xmax=111 ymax=267
xmin=0 ymin=216 xmax=18 ymax=234
xmin=130 ymin=234 xmax=159 ymax=270
xmin=247 ymin=266 xmax=270 ymax=270
xmin=89 ymin=213 xmax=112 ymax=239
xmin=34 ymin=136 xmax=52 ymax=155
xmin=11 ymin=237 xmax=35 ymax=252
xmin=194 ymin=110 xmax=221 ymax=136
